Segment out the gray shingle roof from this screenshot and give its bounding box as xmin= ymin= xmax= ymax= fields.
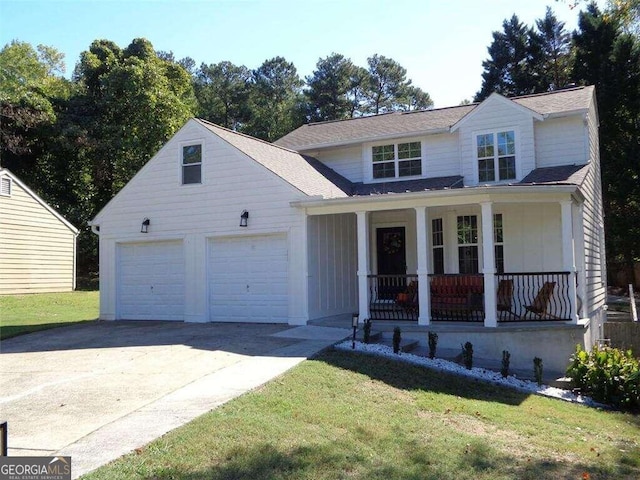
xmin=275 ymin=86 xmax=595 ymax=151
xmin=518 ymin=164 xmax=591 ymax=186
xmin=195 ymin=119 xmax=350 ymax=199
xmin=352 ymin=176 xmax=464 ymax=196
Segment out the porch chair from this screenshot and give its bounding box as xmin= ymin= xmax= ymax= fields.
xmin=496 ymin=279 xmax=518 ymax=320
xmin=396 ymin=280 xmax=418 ymax=314
xmin=523 ymin=281 xmax=556 ymax=319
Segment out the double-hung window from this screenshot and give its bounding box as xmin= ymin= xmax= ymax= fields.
xmin=182 ymin=144 xmax=202 ymax=185
xmin=476 ymin=130 xmax=516 ymax=183
xmin=432 ymin=218 xmax=444 ymax=274
xmin=372 ymin=141 xmax=422 ymax=179
xmin=494 ymin=213 xmax=504 ymax=274
xmin=457 ymin=215 xmax=479 ymax=274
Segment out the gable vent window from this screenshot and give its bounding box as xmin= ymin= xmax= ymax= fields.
xmin=182 ymin=144 xmax=202 ymax=185
xmin=372 ymin=141 xmax=422 ymax=179
xmin=0 ymin=177 xmax=11 ymax=196
xmin=476 ymin=130 xmax=516 ymax=183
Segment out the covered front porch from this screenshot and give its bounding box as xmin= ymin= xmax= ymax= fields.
xmin=301 ymin=187 xmax=585 ymax=329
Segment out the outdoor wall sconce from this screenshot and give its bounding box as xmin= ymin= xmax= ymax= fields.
xmin=141 ymin=218 xmax=150 ymax=233
xmin=351 ymin=312 xmax=359 ymax=349
xmin=240 ymin=210 xmax=249 ymax=227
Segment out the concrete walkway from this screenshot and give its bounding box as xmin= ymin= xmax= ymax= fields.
xmin=0 ymin=321 xmax=350 ymax=478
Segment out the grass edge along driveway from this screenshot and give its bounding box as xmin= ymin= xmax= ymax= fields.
xmin=0 ymin=290 xmax=99 ymax=340
xmin=84 ymin=349 xmax=640 ymax=480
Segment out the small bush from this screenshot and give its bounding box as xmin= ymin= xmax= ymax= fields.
xmin=501 ymin=350 xmax=510 ymax=378
xmin=533 ymin=357 xmax=543 ymax=386
xmin=363 ymin=319 xmax=372 ymax=344
xmin=566 ymin=344 xmax=640 ymax=411
xmin=461 ymin=342 xmax=473 ymax=369
xmin=428 ymin=331 xmax=438 ymax=359
xmin=392 ymin=327 xmax=401 ymax=354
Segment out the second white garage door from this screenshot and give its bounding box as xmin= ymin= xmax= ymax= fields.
xmin=208 ymin=234 xmax=288 ymax=323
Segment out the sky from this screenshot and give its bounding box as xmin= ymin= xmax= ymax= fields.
xmin=0 ymin=0 xmax=604 ymax=108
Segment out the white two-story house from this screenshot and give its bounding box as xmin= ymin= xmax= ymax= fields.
xmin=91 ymin=85 xmax=605 ymax=372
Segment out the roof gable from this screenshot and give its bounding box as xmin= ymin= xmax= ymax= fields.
xmin=194 ymin=119 xmax=350 ymax=199
xmin=0 ymin=168 xmax=78 ymax=234
xmin=450 ymin=92 xmax=544 ymax=132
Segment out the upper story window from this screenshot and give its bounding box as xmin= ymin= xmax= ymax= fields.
xmin=182 ymin=144 xmax=202 ymax=185
xmin=476 ymin=130 xmax=516 ymax=183
xmin=0 ymin=176 xmax=11 ymax=196
xmin=372 ymin=141 xmax=422 ymax=179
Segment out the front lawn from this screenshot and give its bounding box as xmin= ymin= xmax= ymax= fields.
xmin=84 ymin=349 xmax=640 ymax=480
xmin=0 ymin=290 xmax=99 ymax=340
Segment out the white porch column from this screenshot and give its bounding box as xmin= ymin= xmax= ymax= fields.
xmin=561 ymin=200 xmax=579 ymax=323
xmin=415 ymin=206 xmax=430 ymax=326
xmin=481 ymin=202 xmax=497 ymax=328
xmin=356 ymin=211 xmax=370 ymax=321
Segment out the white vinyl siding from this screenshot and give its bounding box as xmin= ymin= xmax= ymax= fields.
xmin=313 ymin=146 xmax=363 ymax=183
xmin=0 ymin=177 xmax=76 ymax=294
xmin=535 ymin=116 xmax=587 ymax=168
xmin=580 ymin=102 xmax=606 ymax=315
xmin=94 ymin=120 xmax=308 ymax=324
xmin=459 ymin=99 xmax=535 ymax=185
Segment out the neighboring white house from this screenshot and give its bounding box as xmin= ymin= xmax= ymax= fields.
xmin=91 ymin=85 xmax=606 ymax=372
xmin=0 ymin=168 xmax=79 ymax=294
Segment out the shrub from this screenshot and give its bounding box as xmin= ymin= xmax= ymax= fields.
xmin=566 ymin=344 xmax=640 ymax=411
xmin=501 ymin=350 xmax=510 ymax=378
xmin=533 ymin=357 xmax=543 ymax=386
xmin=363 ymin=319 xmax=372 ymax=344
xmin=392 ymin=327 xmax=401 ymax=354
xmin=428 ymin=331 xmax=438 ymax=359
xmin=461 ymin=342 xmax=473 ymax=369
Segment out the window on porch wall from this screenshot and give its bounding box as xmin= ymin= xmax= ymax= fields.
xmin=432 ymin=218 xmax=444 ymax=274
xmin=494 ymin=213 xmax=504 ymax=274
xmin=457 ymin=215 xmax=478 ymax=274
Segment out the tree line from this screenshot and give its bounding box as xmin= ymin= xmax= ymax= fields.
xmin=0 ymin=2 xmax=638 ymax=281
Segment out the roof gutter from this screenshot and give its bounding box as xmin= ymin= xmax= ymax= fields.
xmin=291 ymin=184 xmax=582 ymax=208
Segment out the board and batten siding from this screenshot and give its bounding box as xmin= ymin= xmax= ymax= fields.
xmin=0 ymin=173 xmax=77 ymax=294
xmin=94 ymin=120 xmax=309 ymax=323
xmin=307 ymin=213 xmax=357 ymax=319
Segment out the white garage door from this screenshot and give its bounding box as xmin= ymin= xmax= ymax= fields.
xmin=209 ymin=234 xmax=288 ymax=323
xmin=118 ymin=241 xmax=185 ymax=321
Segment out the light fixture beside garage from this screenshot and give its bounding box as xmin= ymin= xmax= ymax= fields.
xmin=239 ymin=210 xmax=249 ymax=227
xmin=141 ymin=218 xmax=150 ymax=233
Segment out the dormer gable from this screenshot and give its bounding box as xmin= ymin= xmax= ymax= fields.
xmin=450 ymin=92 xmax=544 ymax=133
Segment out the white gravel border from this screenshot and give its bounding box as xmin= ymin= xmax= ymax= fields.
xmin=335 ymin=340 xmax=606 ymax=409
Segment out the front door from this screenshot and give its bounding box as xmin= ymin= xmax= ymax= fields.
xmin=376 ymin=227 xmax=407 ymax=300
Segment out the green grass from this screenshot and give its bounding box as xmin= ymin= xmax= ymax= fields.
xmin=84 ymin=350 xmax=640 ymax=480
xmin=0 ymin=290 xmax=99 ymax=340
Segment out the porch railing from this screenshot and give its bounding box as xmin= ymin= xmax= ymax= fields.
xmin=366 ymin=272 xmax=573 ymax=323
xmin=368 ymin=274 xmax=418 ymax=320
xmin=429 ymin=274 xmax=485 ymax=322
xmin=495 ymin=272 xmax=572 ymax=321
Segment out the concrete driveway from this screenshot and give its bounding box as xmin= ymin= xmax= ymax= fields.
xmin=0 ymin=321 xmax=350 ymax=478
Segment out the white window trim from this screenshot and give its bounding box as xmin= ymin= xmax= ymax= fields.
xmin=472 ymin=127 xmax=521 ymax=185
xmin=364 ymin=137 xmax=425 ymax=182
xmin=179 ymin=140 xmax=205 ymax=186
xmin=0 ymin=176 xmax=11 ymax=196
